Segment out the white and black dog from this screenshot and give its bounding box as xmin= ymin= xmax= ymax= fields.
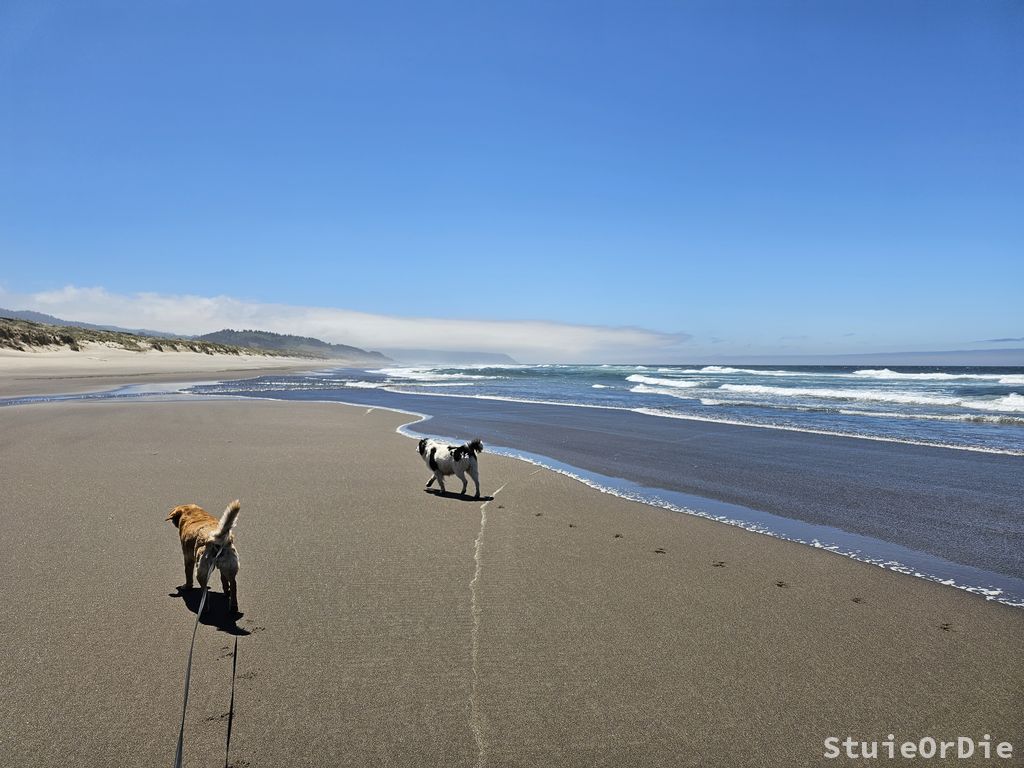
xmin=417 ymin=437 xmax=484 ymax=498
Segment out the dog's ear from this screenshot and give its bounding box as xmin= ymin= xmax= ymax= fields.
xmin=165 ymin=506 xmax=183 ymax=523
xmin=418 ymin=438 xmax=428 ymax=456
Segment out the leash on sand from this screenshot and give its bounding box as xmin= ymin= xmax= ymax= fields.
xmin=173 ymin=544 xmax=238 ymax=768
xmin=223 ymin=636 xmax=239 ymax=768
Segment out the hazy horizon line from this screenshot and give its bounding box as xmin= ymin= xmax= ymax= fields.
xmin=1 ymin=285 xmax=1021 ymax=366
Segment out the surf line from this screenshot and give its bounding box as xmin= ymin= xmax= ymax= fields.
xmin=469 ymin=481 xmax=506 ymax=768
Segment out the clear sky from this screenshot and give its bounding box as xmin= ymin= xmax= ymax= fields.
xmin=1 ymin=1 xmax=1021 ymax=362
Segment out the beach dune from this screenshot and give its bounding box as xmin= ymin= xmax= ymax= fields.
xmin=0 ymin=398 xmax=1020 ymax=767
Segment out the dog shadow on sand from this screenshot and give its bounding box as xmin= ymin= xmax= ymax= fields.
xmin=424 ymin=489 xmax=495 ymax=503
xmin=169 ymin=587 xmax=251 ymax=636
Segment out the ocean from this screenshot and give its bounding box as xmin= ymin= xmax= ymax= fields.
xmin=192 ymin=363 xmax=1024 ymax=454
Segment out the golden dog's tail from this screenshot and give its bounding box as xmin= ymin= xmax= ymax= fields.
xmin=213 ymin=499 xmax=241 ymax=542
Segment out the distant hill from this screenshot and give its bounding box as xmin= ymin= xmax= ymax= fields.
xmin=198 ymin=329 xmax=391 ymax=363
xmin=0 ymin=308 xmax=392 ymax=363
xmin=381 ymin=349 xmax=518 ymax=365
xmin=0 ymin=316 xmax=281 ymax=356
xmin=0 ymin=307 xmax=178 ymax=338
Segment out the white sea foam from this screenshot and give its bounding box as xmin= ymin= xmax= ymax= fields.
xmin=629 ymin=384 xmax=702 ymax=400
xmin=854 ymin=368 xmax=968 ymax=380
xmin=666 ymin=366 xmax=1024 ymax=385
xmin=367 ymin=366 xmax=499 ymax=382
xmin=719 ymin=383 xmax=1024 ymax=413
xmin=964 ymin=392 xmax=1024 ymax=413
xmin=591 ymin=384 xmax=610 ymax=389
xmin=720 ymin=383 xmax=959 ymax=405
xmin=838 ymin=409 xmax=1024 ymax=426
xmin=677 ymin=365 xmax=824 ymax=377
xmin=625 ymin=374 xmax=701 ymax=388
xmin=679 ymin=365 xmax=749 ymax=374
xmin=853 ymin=368 xmax=1021 ymax=383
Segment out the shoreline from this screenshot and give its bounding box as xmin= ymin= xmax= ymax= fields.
xmin=397 ymin=420 xmax=1024 ymax=608
xmin=3 ymin=370 xmax=1022 ymax=608
xmin=201 ymin=386 xmax=1024 ymax=585
xmin=1 ymin=397 xmax=1020 ymax=766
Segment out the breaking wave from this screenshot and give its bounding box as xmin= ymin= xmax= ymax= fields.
xmin=630 ymin=384 xmax=701 ymax=399
xmin=625 ymin=374 xmax=701 ymax=388
xmin=853 ymin=368 xmax=1024 ymax=384
xmin=719 ymin=384 xmax=1024 ymax=413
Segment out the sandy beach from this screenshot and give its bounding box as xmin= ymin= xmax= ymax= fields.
xmin=0 ymin=345 xmax=327 ymax=398
xmin=1 ymin=390 xmax=1021 ymax=767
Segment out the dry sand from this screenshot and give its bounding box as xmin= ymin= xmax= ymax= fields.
xmin=0 ymin=398 xmax=1021 ymax=767
xmin=0 ymin=344 xmax=327 ymax=398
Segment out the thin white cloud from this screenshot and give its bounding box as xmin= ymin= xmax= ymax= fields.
xmin=1 ymin=285 xmax=691 ymax=363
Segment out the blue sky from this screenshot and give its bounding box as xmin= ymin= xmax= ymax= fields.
xmin=1 ymin=1 xmax=1021 ymax=362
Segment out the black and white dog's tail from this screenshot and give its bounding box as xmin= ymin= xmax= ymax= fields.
xmin=213 ymin=499 xmax=241 ymax=542
xmin=452 ymin=439 xmax=484 ymax=463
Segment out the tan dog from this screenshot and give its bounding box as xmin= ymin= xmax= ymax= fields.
xmin=166 ymin=500 xmax=241 ymax=614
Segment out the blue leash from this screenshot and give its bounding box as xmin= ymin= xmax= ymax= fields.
xmin=172 ymin=545 xmax=225 ymax=768
xmin=172 ymin=580 xmax=213 ymax=768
